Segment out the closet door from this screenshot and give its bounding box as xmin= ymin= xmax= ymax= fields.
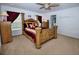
xmin=1 ymin=22 xmax=12 ymax=44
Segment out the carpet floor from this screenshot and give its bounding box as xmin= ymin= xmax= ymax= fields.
xmin=0 ymin=35 xmax=79 ymax=55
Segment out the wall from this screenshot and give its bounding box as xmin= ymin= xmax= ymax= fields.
xmin=0 ymin=4 xmax=1 ymax=12
xmin=0 ymin=5 xmax=1 ymax=47
xmin=0 ymin=5 xmax=2 ymax=21
xmin=1 ymin=5 xmax=43 ymax=20
xmin=44 ymin=6 xmax=79 ymax=39
xmin=0 ymin=5 xmax=43 ymax=36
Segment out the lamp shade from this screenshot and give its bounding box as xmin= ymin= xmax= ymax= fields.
xmin=0 ymin=12 xmax=8 ymax=16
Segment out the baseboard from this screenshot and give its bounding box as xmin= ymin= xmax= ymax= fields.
xmin=58 ymin=33 xmax=79 ymax=39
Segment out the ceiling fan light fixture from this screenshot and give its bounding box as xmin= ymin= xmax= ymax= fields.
xmin=36 ymin=3 xmax=59 ymax=10
xmin=44 ymin=4 xmax=49 ymax=8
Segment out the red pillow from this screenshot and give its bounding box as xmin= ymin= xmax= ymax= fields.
xmin=27 ymin=23 xmax=35 ymax=29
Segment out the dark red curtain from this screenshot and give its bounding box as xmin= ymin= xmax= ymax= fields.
xmin=7 ymin=11 xmax=20 ymax=23
xmin=36 ymin=15 xmax=42 ymax=23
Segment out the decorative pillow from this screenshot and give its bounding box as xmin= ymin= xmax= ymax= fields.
xmin=29 ymin=24 xmax=35 ymax=29
xmin=25 ymin=22 xmax=38 ymax=29
xmin=27 ymin=23 xmax=35 ymax=29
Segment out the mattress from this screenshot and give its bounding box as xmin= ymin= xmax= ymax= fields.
xmin=25 ymin=28 xmax=36 ymax=43
xmin=25 ymin=28 xmax=36 ymax=34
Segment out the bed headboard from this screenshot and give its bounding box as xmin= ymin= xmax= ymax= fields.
xmin=24 ymin=19 xmax=38 ymax=24
xmin=24 ymin=19 xmax=39 ymax=28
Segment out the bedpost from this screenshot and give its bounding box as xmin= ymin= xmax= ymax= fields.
xmin=35 ymin=27 xmax=41 ymax=49
xmin=54 ymin=26 xmax=57 ymax=39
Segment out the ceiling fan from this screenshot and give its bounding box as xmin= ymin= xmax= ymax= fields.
xmin=36 ymin=3 xmax=59 ymax=10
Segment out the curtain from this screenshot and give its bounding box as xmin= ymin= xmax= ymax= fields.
xmin=7 ymin=11 xmax=20 ymax=23
xmin=36 ymin=15 xmax=42 ymax=23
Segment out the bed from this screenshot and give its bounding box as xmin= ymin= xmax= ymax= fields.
xmin=23 ymin=19 xmax=57 ymax=49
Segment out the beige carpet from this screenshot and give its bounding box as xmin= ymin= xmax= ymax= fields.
xmin=0 ymin=35 xmax=79 ymax=55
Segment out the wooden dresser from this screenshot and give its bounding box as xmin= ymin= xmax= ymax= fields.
xmin=42 ymin=20 xmax=49 ymax=28
xmin=0 ymin=22 xmax=12 ymax=44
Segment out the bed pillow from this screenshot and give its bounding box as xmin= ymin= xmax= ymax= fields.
xmin=29 ymin=23 xmax=35 ymax=29
xmin=25 ymin=22 xmax=38 ymax=29
xmin=27 ymin=23 xmax=35 ymax=29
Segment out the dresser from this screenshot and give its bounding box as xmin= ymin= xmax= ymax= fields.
xmin=42 ymin=20 xmax=49 ymax=28
xmin=0 ymin=22 xmax=12 ymax=44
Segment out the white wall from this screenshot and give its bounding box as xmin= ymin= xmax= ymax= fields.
xmin=0 ymin=5 xmax=1 ymax=12
xmin=1 ymin=5 xmax=43 ymax=36
xmin=1 ymin=5 xmax=43 ymax=20
xmin=44 ymin=6 xmax=79 ymax=39
xmin=0 ymin=5 xmax=2 ymax=21
xmin=0 ymin=5 xmax=1 ymax=47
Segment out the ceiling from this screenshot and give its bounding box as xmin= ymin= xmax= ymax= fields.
xmin=1 ymin=3 xmax=79 ymax=13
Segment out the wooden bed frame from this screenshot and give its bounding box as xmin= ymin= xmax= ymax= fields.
xmin=23 ymin=19 xmax=57 ymax=49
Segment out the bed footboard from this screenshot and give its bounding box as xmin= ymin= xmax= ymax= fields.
xmin=35 ymin=26 xmax=57 ymax=49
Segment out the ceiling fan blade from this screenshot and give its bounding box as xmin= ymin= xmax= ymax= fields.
xmin=49 ymin=4 xmax=59 ymax=7
xmin=36 ymin=3 xmax=44 ymax=5
xmin=40 ymin=6 xmax=44 ymax=9
xmin=36 ymin=3 xmax=59 ymax=10
xmin=45 ymin=7 xmax=51 ymax=10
